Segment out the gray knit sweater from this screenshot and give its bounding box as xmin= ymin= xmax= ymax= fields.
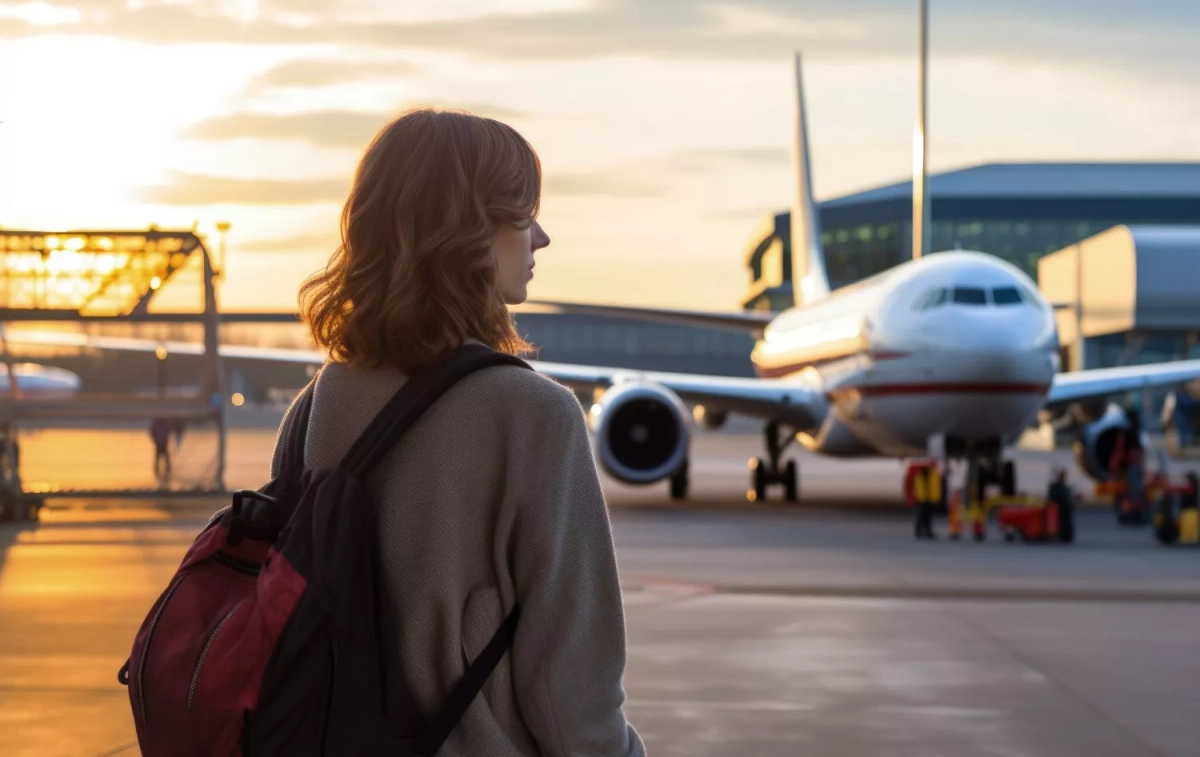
xmin=270 ymin=357 xmax=646 ymax=757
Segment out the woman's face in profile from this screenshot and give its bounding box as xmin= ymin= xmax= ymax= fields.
xmin=493 ymin=219 xmax=550 ymax=305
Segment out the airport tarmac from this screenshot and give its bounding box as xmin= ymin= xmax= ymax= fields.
xmin=2 ymin=427 xmax=1199 ymax=756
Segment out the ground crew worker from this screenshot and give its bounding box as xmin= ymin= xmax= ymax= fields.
xmin=150 ymin=417 xmax=171 ymax=486
xmin=1047 ymin=468 xmax=1075 ymax=543
xmin=1180 ymin=471 xmax=1199 ymax=544
xmin=913 ymin=463 xmax=939 ymax=540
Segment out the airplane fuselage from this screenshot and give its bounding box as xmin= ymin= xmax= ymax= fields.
xmin=751 ymin=251 xmax=1060 ymax=457
xmin=0 ymin=362 xmax=81 ymax=399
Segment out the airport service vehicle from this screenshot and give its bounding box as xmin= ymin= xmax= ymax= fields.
xmin=5 ymin=54 xmax=1200 ymax=506
xmin=995 ymin=497 xmax=1070 ymax=544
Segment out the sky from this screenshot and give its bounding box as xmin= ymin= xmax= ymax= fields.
xmin=1 ymin=0 xmax=1199 ymax=313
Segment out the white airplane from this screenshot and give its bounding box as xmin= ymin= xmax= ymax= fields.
xmin=5 ymin=53 xmax=1200 ymax=503
xmin=0 ymin=362 xmax=81 ymax=398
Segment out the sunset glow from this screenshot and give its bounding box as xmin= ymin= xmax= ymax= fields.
xmin=2 ymin=1 xmax=1198 ymax=310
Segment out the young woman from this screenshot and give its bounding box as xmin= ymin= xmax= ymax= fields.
xmin=271 ymin=108 xmax=646 ymax=756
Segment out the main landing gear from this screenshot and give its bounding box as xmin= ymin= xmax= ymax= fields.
xmin=954 ymin=453 xmax=1018 ymax=541
xmin=748 ymin=421 xmax=798 ymax=503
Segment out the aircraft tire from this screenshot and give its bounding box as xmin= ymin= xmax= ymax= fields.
xmin=783 ymin=460 xmax=798 ymax=503
xmin=669 ymin=461 xmax=689 ymax=501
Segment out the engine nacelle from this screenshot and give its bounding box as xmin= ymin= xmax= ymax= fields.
xmin=1039 ymin=399 xmax=1108 ymax=430
xmin=590 ymin=381 xmax=690 ymax=485
xmin=1072 ymin=403 xmax=1132 ymax=481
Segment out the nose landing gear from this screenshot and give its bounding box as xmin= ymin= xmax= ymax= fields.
xmin=669 ymin=459 xmax=689 ymax=501
xmin=748 ymin=421 xmax=798 ymax=503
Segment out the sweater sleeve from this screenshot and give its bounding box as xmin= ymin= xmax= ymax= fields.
xmin=507 ymin=384 xmax=646 ymax=757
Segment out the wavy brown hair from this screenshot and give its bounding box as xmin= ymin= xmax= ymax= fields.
xmin=299 ymin=108 xmax=539 ymax=372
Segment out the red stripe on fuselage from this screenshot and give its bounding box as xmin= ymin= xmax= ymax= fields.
xmin=828 ymin=382 xmax=1050 ymax=399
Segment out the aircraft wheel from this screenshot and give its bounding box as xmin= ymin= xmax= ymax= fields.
xmin=669 ymin=461 xmax=689 ymax=501
xmin=748 ymin=458 xmax=768 ymax=502
xmin=783 ymin=460 xmax=798 ymax=503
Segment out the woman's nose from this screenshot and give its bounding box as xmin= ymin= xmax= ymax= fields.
xmin=532 ymin=221 xmax=551 ymax=250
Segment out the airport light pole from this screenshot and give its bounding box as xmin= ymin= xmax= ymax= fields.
xmin=912 ymin=0 xmax=931 ymax=260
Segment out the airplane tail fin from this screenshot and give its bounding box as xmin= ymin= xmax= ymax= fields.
xmin=790 ymin=52 xmax=831 ymax=306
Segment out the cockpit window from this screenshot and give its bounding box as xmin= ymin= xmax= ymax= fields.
xmin=913 ymin=287 xmax=948 ymax=310
xmin=992 ymin=286 xmax=1023 ymax=305
xmin=952 ymin=287 xmax=987 ymax=305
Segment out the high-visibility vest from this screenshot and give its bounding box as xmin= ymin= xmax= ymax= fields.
xmin=927 ymin=468 xmax=943 ymax=502
xmin=912 ymin=469 xmax=928 ymax=503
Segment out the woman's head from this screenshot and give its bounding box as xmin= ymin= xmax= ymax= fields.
xmin=299 ymin=107 xmax=550 ymax=372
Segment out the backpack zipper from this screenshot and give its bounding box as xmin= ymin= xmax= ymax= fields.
xmin=137 ymin=574 xmax=189 ymax=724
xmin=188 ymin=600 xmax=245 ymax=708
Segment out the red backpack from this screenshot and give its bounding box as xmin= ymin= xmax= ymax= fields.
xmin=119 ymin=344 xmax=530 ymax=756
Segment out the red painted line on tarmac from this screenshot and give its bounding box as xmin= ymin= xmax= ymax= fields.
xmin=625 ymin=576 xmax=719 ymax=597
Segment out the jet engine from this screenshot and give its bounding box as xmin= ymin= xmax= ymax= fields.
xmin=590 ymin=381 xmax=690 ymax=485
xmin=1038 ymin=399 xmax=1108 ymax=430
xmin=1072 ymin=403 xmax=1133 ymax=482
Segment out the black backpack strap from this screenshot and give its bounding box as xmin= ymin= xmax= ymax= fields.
xmin=280 ymin=378 xmax=317 ymax=473
xmin=415 ymin=607 xmax=521 ymax=757
xmin=342 ymin=343 xmax=531 ymax=479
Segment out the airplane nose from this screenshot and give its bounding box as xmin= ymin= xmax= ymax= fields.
xmin=924 ymin=308 xmax=1056 ymax=355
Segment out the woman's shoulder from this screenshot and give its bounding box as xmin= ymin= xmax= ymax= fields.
xmin=313 ymin=356 xmax=588 ymax=433
xmin=458 ymin=362 xmax=586 ymax=420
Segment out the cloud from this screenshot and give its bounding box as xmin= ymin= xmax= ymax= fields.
xmin=184 ymin=102 xmax=531 ymax=149
xmin=668 ymin=147 xmax=788 ymax=173
xmin=543 ymin=171 xmax=666 ymax=198
xmin=241 ymin=57 xmax=421 ymax=94
xmin=183 ymin=110 xmax=388 ymax=149
xmin=0 ymin=1 xmax=909 ymax=58
xmin=137 ymin=171 xmax=349 ymax=205
xmin=2 ymin=0 xmax=1199 ymax=85
xmin=238 ymin=230 xmax=338 ymax=252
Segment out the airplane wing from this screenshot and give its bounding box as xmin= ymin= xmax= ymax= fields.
xmin=1046 ymin=359 xmax=1200 ymax=408
xmin=533 ymin=359 xmax=824 ymax=430
xmin=3 ymin=329 xmax=826 ymax=430
xmin=520 ymin=300 xmax=775 ymax=336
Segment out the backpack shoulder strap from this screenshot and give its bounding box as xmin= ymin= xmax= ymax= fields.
xmin=279 ymin=375 xmax=318 ymax=473
xmin=341 ymin=344 xmax=531 ymax=479
xmin=415 ymin=606 xmax=520 ymax=757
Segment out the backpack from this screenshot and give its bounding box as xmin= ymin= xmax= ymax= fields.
xmin=118 ymin=344 xmax=532 ymax=757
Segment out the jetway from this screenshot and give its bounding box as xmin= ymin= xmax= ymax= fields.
xmin=1039 ymin=225 xmax=1200 ymax=373
xmin=1039 ymin=225 xmax=1200 ymax=444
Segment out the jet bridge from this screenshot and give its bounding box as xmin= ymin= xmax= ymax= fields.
xmin=0 ymin=228 xmax=230 ymax=516
xmin=1039 ymin=224 xmax=1200 ymax=373
xmin=1038 ymin=225 xmax=1200 ymax=447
